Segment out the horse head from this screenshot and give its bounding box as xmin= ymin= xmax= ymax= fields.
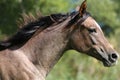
xmin=69 ymin=0 xmax=119 ymax=67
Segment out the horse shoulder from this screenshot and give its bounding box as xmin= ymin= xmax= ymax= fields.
xmin=0 ymin=50 xmax=44 ymax=80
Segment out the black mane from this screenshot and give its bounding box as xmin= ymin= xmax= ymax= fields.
xmin=0 ymin=11 xmax=89 ymax=51
xmin=0 ymin=13 xmax=70 ymax=51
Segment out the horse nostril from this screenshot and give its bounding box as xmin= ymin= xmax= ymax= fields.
xmin=111 ymin=53 xmax=118 ymax=60
xmin=100 ymin=48 xmax=104 ymax=53
xmin=109 ymin=53 xmax=118 ymax=63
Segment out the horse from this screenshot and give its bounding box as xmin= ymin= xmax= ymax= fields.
xmin=0 ymin=0 xmax=119 ymax=80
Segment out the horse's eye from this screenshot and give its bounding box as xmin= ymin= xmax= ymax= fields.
xmin=88 ymin=28 xmax=96 ymax=33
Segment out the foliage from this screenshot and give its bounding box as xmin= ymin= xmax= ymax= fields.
xmin=0 ymin=0 xmax=70 ymax=35
xmin=0 ymin=0 xmax=120 ymax=80
xmin=0 ymin=0 xmax=119 ymax=36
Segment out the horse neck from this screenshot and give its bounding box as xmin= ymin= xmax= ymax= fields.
xmin=20 ymin=19 xmax=71 ymax=77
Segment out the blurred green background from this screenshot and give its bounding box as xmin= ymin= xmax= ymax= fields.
xmin=0 ymin=0 xmax=120 ymax=80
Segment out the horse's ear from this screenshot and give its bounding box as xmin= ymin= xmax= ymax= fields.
xmin=78 ymin=0 xmax=87 ymax=17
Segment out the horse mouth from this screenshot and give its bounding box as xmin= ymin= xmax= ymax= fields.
xmin=102 ymin=58 xmax=118 ymax=67
xmin=103 ymin=61 xmax=117 ymax=67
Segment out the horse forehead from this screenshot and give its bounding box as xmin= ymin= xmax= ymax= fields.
xmin=83 ymin=17 xmax=101 ymax=30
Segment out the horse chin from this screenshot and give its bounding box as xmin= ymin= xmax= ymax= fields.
xmin=102 ymin=60 xmax=117 ymax=67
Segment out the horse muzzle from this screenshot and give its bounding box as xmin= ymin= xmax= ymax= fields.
xmin=102 ymin=52 xmax=119 ymax=67
xmin=90 ymin=45 xmax=119 ymax=67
